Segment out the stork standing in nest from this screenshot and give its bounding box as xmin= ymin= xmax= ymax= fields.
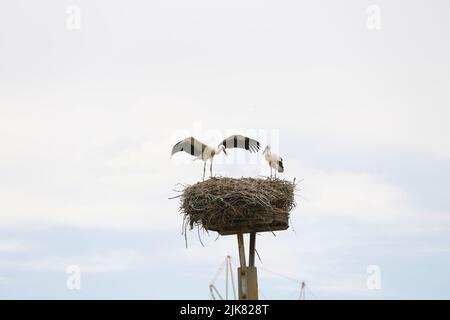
xmin=263 ymin=145 xmax=284 ymax=178
xmin=171 ymin=135 xmax=261 ymax=180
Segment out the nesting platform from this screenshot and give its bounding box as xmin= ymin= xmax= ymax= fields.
xmin=179 ymin=177 xmax=296 ymax=236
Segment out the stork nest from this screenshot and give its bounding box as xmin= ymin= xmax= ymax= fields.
xmin=176 ymin=177 xmax=297 ymax=236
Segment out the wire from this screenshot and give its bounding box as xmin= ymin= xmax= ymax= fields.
xmin=228 ymin=255 xmax=320 ymax=300
xmin=258 ymin=265 xmax=302 ymax=283
xmin=305 ymin=284 xmax=319 ymax=300
xmin=259 ymin=290 xmax=269 ymax=300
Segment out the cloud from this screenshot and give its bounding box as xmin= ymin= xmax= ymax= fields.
xmin=0 ymin=240 xmax=33 ymax=253
xmin=0 ymin=249 xmax=154 ymax=273
xmin=299 ymin=170 xmax=410 ymax=221
xmin=0 ymin=276 xmax=12 ymax=284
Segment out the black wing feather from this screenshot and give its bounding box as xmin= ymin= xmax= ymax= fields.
xmin=171 ymin=137 xmax=207 ymax=157
xmin=220 ymin=135 xmax=260 ymax=153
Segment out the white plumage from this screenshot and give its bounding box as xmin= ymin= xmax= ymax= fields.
xmin=263 ymin=145 xmax=284 ymax=178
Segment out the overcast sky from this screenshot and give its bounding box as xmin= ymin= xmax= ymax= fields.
xmin=1 ymin=0 xmax=450 ymax=299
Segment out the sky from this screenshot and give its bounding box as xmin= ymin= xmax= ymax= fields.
xmin=1 ymin=0 xmax=450 ymax=299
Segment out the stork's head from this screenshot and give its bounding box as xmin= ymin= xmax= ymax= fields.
xmin=218 ymin=144 xmax=227 ymax=156
xmin=263 ymin=145 xmax=271 ymax=154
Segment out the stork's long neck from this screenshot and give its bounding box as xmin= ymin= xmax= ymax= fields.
xmin=264 ymin=147 xmax=271 ymax=160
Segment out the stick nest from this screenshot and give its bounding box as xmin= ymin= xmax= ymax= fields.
xmin=178 ymin=177 xmax=297 ymax=235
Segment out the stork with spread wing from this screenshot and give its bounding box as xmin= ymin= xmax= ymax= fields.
xmin=171 ymin=135 xmax=260 ymax=180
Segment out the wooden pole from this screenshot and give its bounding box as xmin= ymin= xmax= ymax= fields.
xmin=236 ymin=232 xmax=259 ymax=300
xmin=237 ymin=233 xmax=246 ymax=268
xmin=247 ymin=232 xmax=258 ymax=300
xmin=246 ymin=267 xmax=259 ymax=300
xmin=249 ymin=232 xmax=256 ymax=267
xmin=237 ymin=232 xmax=248 ymax=299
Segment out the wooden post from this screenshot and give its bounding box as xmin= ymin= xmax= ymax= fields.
xmin=249 ymin=232 xmax=256 ymax=267
xmin=237 ymin=232 xmax=248 ymax=299
xmin=247 ymin=232 xmax=258 ymax=300
xmin=237 ymin=233 xmax=246 ymax=268
xmin=237 ymin=232 xmax=259 ymax=300
xmin=246 ymin=267 xmax=258 ymax=300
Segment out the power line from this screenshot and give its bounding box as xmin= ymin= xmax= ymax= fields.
xmin=229 ymin=255 xmax=319 ymax=300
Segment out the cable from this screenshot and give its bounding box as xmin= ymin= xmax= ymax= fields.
xmin=228 ymin=255 xmax=320 ymax=300
xmin=305 ymin=284 xmax=319 ymax=300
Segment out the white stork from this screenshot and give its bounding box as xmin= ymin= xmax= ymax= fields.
xmin=171 ymin=135 xmax=261 ymax=180
xmin=263 ymin=145 xmax=284 ymax=178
